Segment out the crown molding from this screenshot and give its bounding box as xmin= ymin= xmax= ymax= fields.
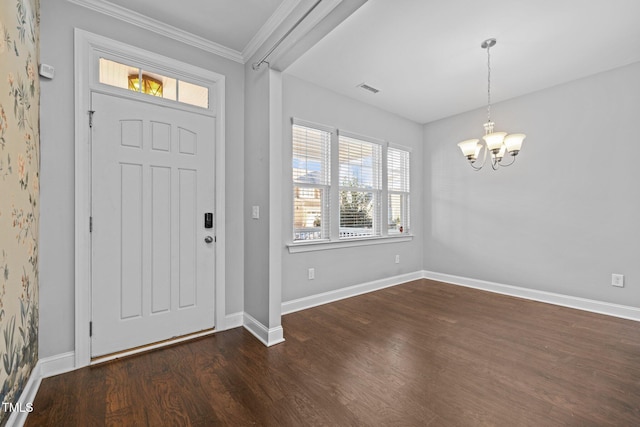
xmin=242 ymin=0 xmax=301 ymax=62
xmin=67 ymin=0 xmax=244 ymax=63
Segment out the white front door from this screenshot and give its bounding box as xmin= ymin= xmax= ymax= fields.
xmin=90 ymin=92 xmax=216 ymax=357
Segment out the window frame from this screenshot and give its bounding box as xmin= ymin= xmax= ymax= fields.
xmin=337 ymin=131 xmax=383 ymax=239
xmin=291 ymin=118 xmax=334 ymax=242
xmin=386 ymin=144 xmax=411 ymax=236
xmin=93 ymin=52 xmax=216 ymax=116
xmin=288 ymin=119 xmax=412 ymax=253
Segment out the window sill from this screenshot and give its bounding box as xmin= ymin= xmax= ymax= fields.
xmin=287 ymin=234 xmax=413 ymax=253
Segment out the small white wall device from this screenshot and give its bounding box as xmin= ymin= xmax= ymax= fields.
xmin=39 ymin=63 xmax=55 ymax=79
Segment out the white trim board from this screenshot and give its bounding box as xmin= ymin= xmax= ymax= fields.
xmin=422 ymin=270 xmax=640 ymax=322
xmin=6 ymin=364 xmax=40 ymax=426
xmin=281 ymin=271 xmax=424 ymax=315
xmin=39 ymin=351 xmax=76 ymax=379
xmin=5 ymin=351 xmax=75 ymax=426
xmin=242 ymin=0 xmax=300 ymax=61
xmin=68 ymin=0 xmax=345 ymax=66
xmin=225 ymin=312 xmax=245 ymax=330
xmin=67 ymin=0 xmax=244 ymax=63
xmin=243 ymin=313 xmax=285 ymax=347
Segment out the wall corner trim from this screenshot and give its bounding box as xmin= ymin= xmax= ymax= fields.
xmin=422 ymin=270 xmax=640 ymax=322
xmin=243 ymin=313 xmax=285 ymax=347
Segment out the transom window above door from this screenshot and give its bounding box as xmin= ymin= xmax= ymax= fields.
xmin=99 ymin=58 xmax=209 ymax=109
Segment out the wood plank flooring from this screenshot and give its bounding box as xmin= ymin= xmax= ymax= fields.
xmin=26 ymin=279 xmax=640 ymax=426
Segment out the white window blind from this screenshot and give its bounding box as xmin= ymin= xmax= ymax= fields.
xmin=338 ymin=135 xmax=382 ymax=238
xmin=292 ymin=122 xmax=331 ymax=241
xmin=387 ymin=146 xmax=410 ymax=234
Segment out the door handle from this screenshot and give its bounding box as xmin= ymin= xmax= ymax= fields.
xmin=204 ymin=236 xmax=214 ymax=244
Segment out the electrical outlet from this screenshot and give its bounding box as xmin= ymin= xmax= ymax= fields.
xmin=612 ymin=273 xmax=624 ymax=288
xmin=252 ymin=205 xmax=259 ymax=219
xmin=308 ymin=268 xmax=315 ymax=280
xmin=395 ymin=255 xmax=400 ymax=264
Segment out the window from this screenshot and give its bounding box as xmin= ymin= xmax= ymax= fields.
xmin=387 ymin=146 xmax=410 ymax=234
xmin=98 ymin=58 xmax=209 ymax=109
xmin=291 ymin=120 xmax=411 ymax=245
xmin=338 ymin=134 xmax=382 ymax=238
xmin=292 ymin=121 xmax=331 ymax=241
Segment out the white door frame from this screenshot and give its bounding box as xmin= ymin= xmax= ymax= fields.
xmin=74 ymin=29 xmax=226 ymax=368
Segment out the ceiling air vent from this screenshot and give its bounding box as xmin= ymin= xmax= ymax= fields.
xmin=357 ymin=83 xmax=380 ymax=94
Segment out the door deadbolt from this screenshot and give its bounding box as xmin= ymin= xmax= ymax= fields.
xmin=204 ymin=213 xmax=213 ymax=228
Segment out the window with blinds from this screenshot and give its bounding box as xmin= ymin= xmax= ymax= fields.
xmin=387 ymin=146 xmax=410 ymax=234
xmin=290 ymin=119 xmax=411 ymax=245
xmin=292 ymin=122 xmax=331 ymax=241
xmin=338 ymin=134 xmax=382 ymax=238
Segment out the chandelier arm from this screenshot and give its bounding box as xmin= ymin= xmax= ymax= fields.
xmin=469 ymin=144 xmax=488 ymax=171
xmin=499 ymin=153 xmax=517 ymax=167
xmin=490 ymin=155 xmax=500 ymax=170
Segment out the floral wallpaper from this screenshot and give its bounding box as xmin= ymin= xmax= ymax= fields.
xmin=0 ymin=0 xmax=39 ymax=424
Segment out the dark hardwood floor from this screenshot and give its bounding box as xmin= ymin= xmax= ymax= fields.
xmin=26 ymin=279 xmax=640 ymax=426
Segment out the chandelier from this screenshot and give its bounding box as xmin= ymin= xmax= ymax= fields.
xmin=128 ymin=73 xmax=164 ymax=97
xmin=457 ymin=38 xmax=525 ymax=170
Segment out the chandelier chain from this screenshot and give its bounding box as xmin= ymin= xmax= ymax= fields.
xmin=487 ymin=43 xmax=491 ymax=123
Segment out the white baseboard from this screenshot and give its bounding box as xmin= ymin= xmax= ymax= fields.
xmin=422 ymin=270 xmax=640 ymax=322
xmin=6 ymin=362 xmax=41 ymax=426
xmin=223 ymin=312 xmax=244 ymax=330
xmin=39 ymin=351 xmax=76 ymax=379
xmin=243 ymin=313 xmax=285 ymax=347
xmin=281 ymin=271 xmax=424 ymax=315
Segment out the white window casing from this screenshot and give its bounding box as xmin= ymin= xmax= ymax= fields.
xmin=289 ymin=119 xmax=411 ymax=251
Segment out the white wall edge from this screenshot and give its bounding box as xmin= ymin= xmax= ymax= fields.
xmin=224 ymin=312 xmax=244 ymax=330
xmin=243 ymin=313 xmax=285 ymax=347
xmin=422 ymin=270 xmax=640 ymax=322
xmin=281 ymin=271 xmax=424 ymax=315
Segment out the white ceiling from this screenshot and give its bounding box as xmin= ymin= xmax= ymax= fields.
xmin=90 ymin=0 xmax=640 ymax=125
xmin=100 ymin=0 xmax=288 ymax=54
xmin=286 ymin=0 xmax=640 ymax=124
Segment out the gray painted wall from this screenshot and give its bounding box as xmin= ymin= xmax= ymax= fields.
xmin=281 ymin=75 xmax=424 ymax=303
xmin=39 ymin=0 xmax=246 ymax=358
xmin=423 ymin=61 xmax=640 ymax=307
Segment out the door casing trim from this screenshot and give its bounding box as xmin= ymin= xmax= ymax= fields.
xmin=74 ymin=29 xmax=227 ymax=368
